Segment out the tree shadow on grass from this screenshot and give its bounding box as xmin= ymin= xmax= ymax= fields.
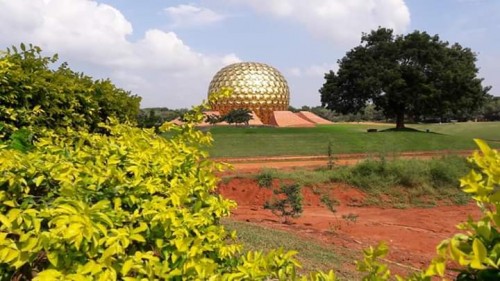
xmin=378 ymin=127 xmax=444 ymax=135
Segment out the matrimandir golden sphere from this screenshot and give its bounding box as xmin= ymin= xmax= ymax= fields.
xmin=207 ymin=62 xmax=290 ymax=124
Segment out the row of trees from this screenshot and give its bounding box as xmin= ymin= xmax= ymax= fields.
xmin=138 ymin=108 xmax=254 ymax=128
xmin=290 ymin=96 xmax=500 ymax=124
xmin=139 ymin=94 xmax=500 ymax=129
xmin=139 ymin=94 xmax=500 ymax=130
xmin=137 ymin=108 xmax=188 ymax=128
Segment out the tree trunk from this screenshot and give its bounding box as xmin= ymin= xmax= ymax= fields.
xmin=396 ymin=111 xmax=405 ymax=129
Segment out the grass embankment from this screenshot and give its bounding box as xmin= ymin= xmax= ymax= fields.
xmin=207 ymin=122 xmax=500 ymax=158
xmin=248 ymin=156 xmax=471 ymax=208
xmin=222 ymin=220 xmax=359 ymax=280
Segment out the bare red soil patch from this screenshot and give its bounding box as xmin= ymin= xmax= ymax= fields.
xmin=218 ymin=177 xmax=481 ymax=275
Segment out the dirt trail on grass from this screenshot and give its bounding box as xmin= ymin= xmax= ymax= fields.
xmin=215 ymin=149 xmax=474 ymax=173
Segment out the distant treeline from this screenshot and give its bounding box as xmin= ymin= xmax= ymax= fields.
xmin=294 ymin=96 xmax=500 ymax=123
xmin=137 ymin=108 xmax=188 ymax=128
xmin=138 ymin=96 xmax=500 ymax=128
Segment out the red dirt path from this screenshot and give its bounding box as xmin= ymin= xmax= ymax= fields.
xmin=216 ymin=152 xmax=481 ymax=276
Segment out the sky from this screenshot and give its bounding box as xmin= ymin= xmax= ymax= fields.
xmin=0 ymin=0 xmax=498 ymax=109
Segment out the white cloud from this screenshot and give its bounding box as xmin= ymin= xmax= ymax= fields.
xmin=165 ymin=4 xmax=226 ymax=28
xmin=304 ymin=64 xmax=338 ymax=77
xmin=230 ymin=0 xmax=410 ymax=46
xmin=286 ymin=64 xmax=337 ymax=77
xmin=0 ymin=0 xmax=240 ymax=108
xmin=287 ymin=67 xmax=302 ymax=77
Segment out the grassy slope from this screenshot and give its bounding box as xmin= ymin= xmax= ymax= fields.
xmin=207 ymin=122 xmax=500 ymax=158
xmin=222 ymin=220 xmax=359 ymax=280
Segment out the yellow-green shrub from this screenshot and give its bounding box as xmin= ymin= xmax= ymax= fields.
xmin=0 ymin=99 xmax=334 ymax=280
xmin=0 ymin=44 xmax=141 ymax=140
xmin=425 ymin=139 xmax=500 ymax=280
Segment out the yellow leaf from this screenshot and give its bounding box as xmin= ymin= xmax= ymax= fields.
xmin=3 ymin=249 xmax=19 ymax=263
xmin=0 ymin=214 xmax=12 ymax=228
xmin=34 ymin=175 xmax=45 ymax=187
xmin=471 ymin=238 xmax=487 ymax=269
xmin=132 ymin=222 xmax=148 ymax=234
xmin=3 ymin=200 xmax=16 ymax=207
xmin=7 ymin=208 xmax=21 ymax=222
xmin=435 ymin=260 xmax=445 ymax=276
xmin=34 ymin=269 xmax=63 ymax=281
xmin=474 ymin=139 xmax=492 ymax=156
xmin=47 ymin=251 xmax=59 ymax=267
xmin=121 ymin=259 xmax=134 ymax=276
xmin=130 ymin=234 xmax=145 ymax=243
xmin=21 ymin=237 xmax=38 ymax=251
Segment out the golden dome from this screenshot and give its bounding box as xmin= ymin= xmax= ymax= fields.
xmin=208 ymin=62 xmax=290 ymax=124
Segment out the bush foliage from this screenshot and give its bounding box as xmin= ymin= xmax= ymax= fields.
xmin=0 ymin=44 xmax=141 ymax=140
xmin=0 ymin=98 xmax=334 ymax=280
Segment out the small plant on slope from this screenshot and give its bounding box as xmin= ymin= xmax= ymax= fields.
xmin=256 ymin=169 xmax=275 ymax=188
xmin=264 ymin=183 xmax=303 ymax=224
xmin=327 ymin=140 xmax=335 ymax=170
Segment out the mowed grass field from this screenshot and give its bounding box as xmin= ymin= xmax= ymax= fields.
xmin=207 ymin=122 xmax=500 ymax=158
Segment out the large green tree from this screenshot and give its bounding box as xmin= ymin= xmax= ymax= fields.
xmin=0 ymin=44 xmax=141 ymax=139
xmin=320 ymin=28 xmax=491 ymax=129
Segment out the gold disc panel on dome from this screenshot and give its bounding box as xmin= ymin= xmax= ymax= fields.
xmin=207 ymin=62 xmax=290 ymax=125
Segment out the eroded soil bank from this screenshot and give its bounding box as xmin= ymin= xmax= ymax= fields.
xmin=218 ymin=177 xmax=480 ymax=276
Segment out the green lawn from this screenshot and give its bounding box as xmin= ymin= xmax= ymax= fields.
xmin=411 ymin=122 xmax=500 ymax=141
xmin=207 ymin=122 xmax=500 ymax=158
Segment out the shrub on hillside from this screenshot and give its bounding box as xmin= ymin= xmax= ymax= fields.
xmin=0 ymin=44 xmax=141 ymax=140
xmin=256 ymin=169 xmax=276 ymax=188
xmin=264 ymin=183 xmax=303 ymax=223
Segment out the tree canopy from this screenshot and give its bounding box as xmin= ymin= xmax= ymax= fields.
xmin=0 ymin=44 xmax=141 ymax=139
xmin=320 ymin=27 xmax=491 ymax=128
